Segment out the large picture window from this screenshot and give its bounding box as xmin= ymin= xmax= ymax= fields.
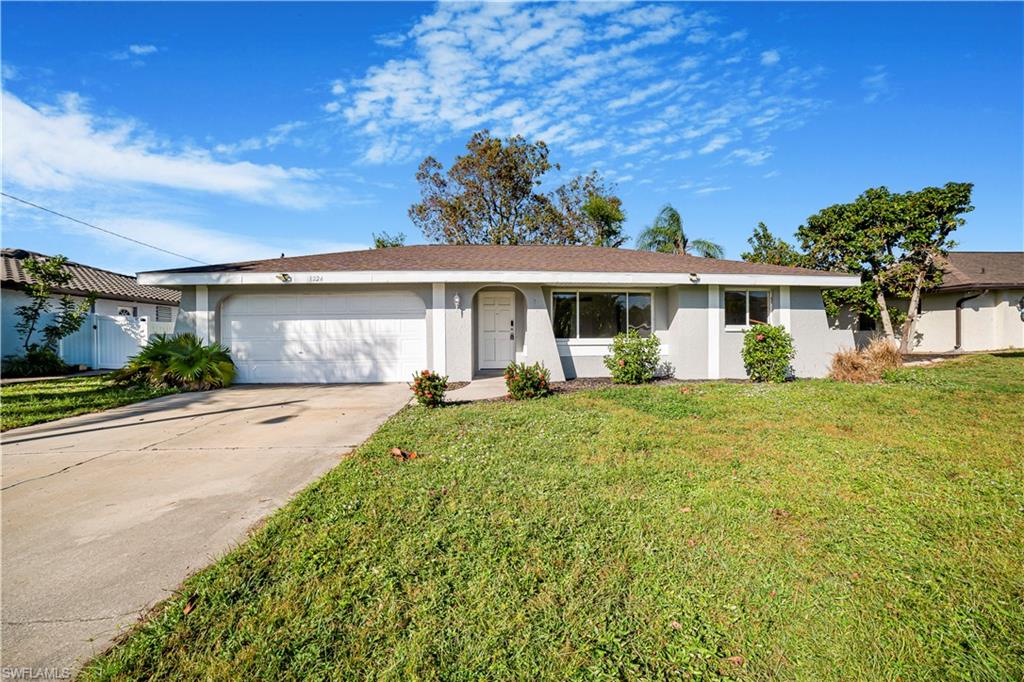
xmin=724 ymin=290 xmax=771 ymax=328
xmin=552 ymin=291 xmax=652 ymax=339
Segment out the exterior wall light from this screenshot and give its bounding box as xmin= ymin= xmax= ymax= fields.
xmin=689 ymin=273 xmax=700 ymax=283
xmin=453 ymin=292 xmax=461 ymax=310
xmin=276 ymin=273 xmax=292 ymax=283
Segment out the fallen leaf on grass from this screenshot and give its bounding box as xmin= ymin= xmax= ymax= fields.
xmin=183 ymin=594 xmax=197 ymax=616
xmin=680 ymin=507 xmax=692 ymax=513
xmin=724 ymin=655 xmax=745 ymax=666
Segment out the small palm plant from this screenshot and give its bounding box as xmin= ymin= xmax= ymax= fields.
xmin=636 ymin=204 xmax=724 ymax=258
xmin=114 ymin=333 xmax=235 ymax=390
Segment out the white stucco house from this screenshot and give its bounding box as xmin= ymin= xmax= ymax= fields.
xmin=900 ymin=251 xmax=1024 ymax=353
xmin=2 ymin=248 xmax=180 ymax=368
xmin=138 ymin=245 xmax=860 ymax=384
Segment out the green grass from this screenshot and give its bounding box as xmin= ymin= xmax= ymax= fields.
xmin=0 ymin=374 xmax=179 ymax=431
xmin=83 ymin=354 xmax=1024 ymax=680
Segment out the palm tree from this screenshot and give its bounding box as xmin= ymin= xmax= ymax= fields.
xmin=636 ymin=204 xmax=725 ymax=258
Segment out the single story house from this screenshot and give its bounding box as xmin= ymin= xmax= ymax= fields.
xmin=2 ymin=248 xmax=180 ymax=367
xmin=139 ymin=245 xmax=859 ymax=384
xmin=900 ymin=251 xmax=1024 ymax=353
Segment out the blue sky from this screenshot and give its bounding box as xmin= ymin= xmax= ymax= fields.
xmin=2 ymin=1 xmax=1021 ymax=274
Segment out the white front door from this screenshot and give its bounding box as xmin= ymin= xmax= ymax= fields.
xmin=478 ymin=291 xmax=515 ymax=369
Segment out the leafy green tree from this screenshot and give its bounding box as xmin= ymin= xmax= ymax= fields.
xmin=548 ymin=171 xmax=627 ymax=247
xmin=583 ymin=195 xmax=627 ymax=248
xmin=797 ymin=182 xmax=973 ymax=351
xmin=636 ymin=204 xmax=724 ymax=258
xmin=13 ymin=255 xmax=94 ymax=353
xmin=409 ymin=130 xmax=624 ymax=246
xmin=741 ymin=222 xmax=809 ymax=267
xmin=372 ymin=231 xmax=406 ymax=249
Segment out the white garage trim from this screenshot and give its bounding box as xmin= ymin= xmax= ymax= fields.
xmin=222 ymin=291 xmax=427 ymax=383
xmin=432 ymin=282 xmax=446 ymax=375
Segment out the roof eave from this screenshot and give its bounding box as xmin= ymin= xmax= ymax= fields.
xmin=137 ymin=269 xmax=861 ymax=288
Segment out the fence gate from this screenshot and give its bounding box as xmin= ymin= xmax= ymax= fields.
xmin=59 ymin=314 xmax=148 ymax=369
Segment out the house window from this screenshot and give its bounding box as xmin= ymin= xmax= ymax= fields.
xmin=724 ymin=290 xmax=771 ymax=328
xmin=155 ymin=305 xmax=173 ymax=322
xmin=857 ymin=313 xmax=877 ymax=332
xmin=117 ymin=306 xmax=133 ymax=317
xmin=552 ymin=291 xmax=653 ymax=339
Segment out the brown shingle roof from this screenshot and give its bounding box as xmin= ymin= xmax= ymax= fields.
xmin=934 ymin=251 xmax=1024 ymax=292
xmin=144 ymin=244 xmax=845 ymax=278
xmin=2 ymin=249 xmax=180 ymax=305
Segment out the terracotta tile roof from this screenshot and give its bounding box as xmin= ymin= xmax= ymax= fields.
xmin=144 ymin=244 xmax=846 ymax=278
xmin=934 ymin=251 xmax=1024 ymax=291
xmin=2 ymin=249 xmax=180 ymax=304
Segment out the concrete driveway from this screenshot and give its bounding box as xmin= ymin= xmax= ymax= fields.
xmin=1 ymin=383 xmax=410 ymax=674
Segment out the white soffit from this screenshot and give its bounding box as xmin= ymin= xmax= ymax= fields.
xmin=139 ymin=270 xmax=860 ymax=288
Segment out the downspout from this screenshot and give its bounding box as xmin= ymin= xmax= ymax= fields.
xmin=954 ymin=290 xmax=987 ymax=351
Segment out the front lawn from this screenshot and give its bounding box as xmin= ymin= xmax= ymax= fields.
xmin=84 ymin=354 xmax=1023 ymax=680
xmin=0 ymin=375 xmax=179 ymax=431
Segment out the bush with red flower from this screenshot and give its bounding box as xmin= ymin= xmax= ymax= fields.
xmin=603 ymin=329 xmax=662 ymax=384
xmin=504 ymin=362 xmax=552 ymax=400
xmin=410 ymin=369 xmax=449 ymax=407
xmin=741 ymin=323 xmax=795 ymax=382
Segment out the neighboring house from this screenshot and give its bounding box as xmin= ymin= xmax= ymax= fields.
xmin=139 ymin=245 xmax=859 ymax=383
xmin=2 ymin=248 xmax=180 ymax=367
xmin=900 ymin=251 xmax=1024 ymax=353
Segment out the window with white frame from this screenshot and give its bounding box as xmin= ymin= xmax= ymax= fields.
xmin=724 ymin=289 xmax=771 ymax=328
xmin=552 ymin=291 xmax=652 ymax=339
xmin=155 ymin=305 xmax=173 ymax=322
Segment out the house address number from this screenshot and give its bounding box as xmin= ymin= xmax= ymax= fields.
xmin=307 ymin=275 xmax=324 ymax=282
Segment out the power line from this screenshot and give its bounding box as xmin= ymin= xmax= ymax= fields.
xmin=1 ymin=192 xmax=208 ymax=265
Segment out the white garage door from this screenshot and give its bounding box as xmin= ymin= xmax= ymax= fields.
xmin=222 ymin=292 xmax=427 ymax=383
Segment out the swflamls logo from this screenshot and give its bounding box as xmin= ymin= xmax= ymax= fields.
xmin=1 ymin=668 xmax=72 ymax=680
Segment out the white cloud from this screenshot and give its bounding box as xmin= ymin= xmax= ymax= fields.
xmin=2 ymin=63 xmax=19 ymax=81
xmin=330 ymin=80 xmax=346 ymax=96
xmin=726 ymin=147 xmax=772 ymax=166
xmin=322 ymin=101 xmax=342 ymax=113
xmin=341 ymin=3 xmax=823 ymax=165
xmin=861 ymin=66 xmax=890 ymax=104
xmin=694 ymin=185 xmax=731 ymax=195
xmin=2 ymin=91 xmax=324 ymax=209
xmin=760 ymin=50 xmax=780 ymax=66
xmin=699 ymin=134 xmax=732 ymax=154
xmin=112 ymin=44 xmax=160 ymax=63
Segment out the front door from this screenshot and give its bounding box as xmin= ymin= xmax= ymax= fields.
xmin=478 ymin=291 xmax=515 ymax=369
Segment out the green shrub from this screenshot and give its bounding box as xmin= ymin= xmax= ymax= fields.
xmin=113 ymin=334 xmax=235 ymax=390
xmin=1 ymin=346 xmax=71 ymax=378
xmin=603 ymin=329 xmax=662 ymax=384
xmin=411 ymin=369 xmax=448 ymax=407
xmin=741 ymin=324 xmax=795 ymax=382
xmin=504 ymin=362 xmax=552 ymax=400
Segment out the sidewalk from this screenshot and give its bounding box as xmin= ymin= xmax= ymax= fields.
xmin=447 ymin=375 xmax=507 ymax=402
xmin=0 ymin=370 xmax=107 ymax=386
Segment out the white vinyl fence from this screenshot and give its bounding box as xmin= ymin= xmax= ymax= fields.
xmin=59 ymin=314 xmax=149 ymax=369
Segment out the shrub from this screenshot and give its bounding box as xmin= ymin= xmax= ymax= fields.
xmin=829 ymin=337 xmax=902 ymax=383
xmin=603 ymin=329 xmax=662 ymax=384
xmin=1 ymin=346 xmax=71 ymax=378
xmin=741 ymin=324 xmax=795 ymax=383
xmin=504 ymin=362 xmax=552 ymax=400
xmin=411 ymin=369 xmax=448 ymax=407
xmin=113 ymin=334 xmax=235 ymax=390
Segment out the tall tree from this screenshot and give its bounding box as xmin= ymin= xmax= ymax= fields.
xmin=14 ymin=255 xmax=94 ymax=352
xmin=741 ymin=222 xmax=809 ymax=267
xmin=409 ymin=130 xmax=624 ymax=246
xmin=372 ymin=231 xmax=406 ymax=249
xmin=636 ymin=204 xmax=724 ymax=258
xmin=549 ymin=171 xmax=627 ymax=247
xmin=797 ymin=182 xmax=973 ymax=350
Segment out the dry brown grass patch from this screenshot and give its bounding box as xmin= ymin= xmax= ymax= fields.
xmin=829 ymin=338 xmax=903 ymax=383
